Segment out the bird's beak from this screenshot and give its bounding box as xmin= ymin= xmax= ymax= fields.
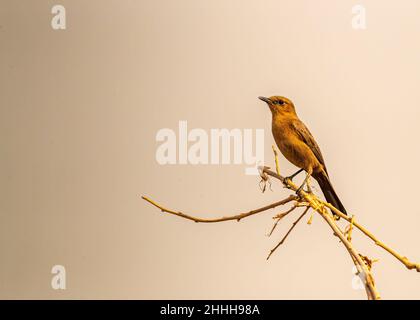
xmin=258 ymin=96 xmax=271 ymax=104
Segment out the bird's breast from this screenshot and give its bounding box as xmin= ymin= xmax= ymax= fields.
xmin=271 ymin=119 xmax=316 ymax=171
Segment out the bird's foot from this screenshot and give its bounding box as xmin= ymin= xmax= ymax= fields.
xmin=283 ymin=175 xmax=297 ymax=188
xmin=296 ymin=180 xmax=312 ymax=195
xmin=283 ymin=174 xmax=295 ymax=183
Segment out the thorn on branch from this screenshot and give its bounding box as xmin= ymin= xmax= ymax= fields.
xmin=359 ymin=254 xmax=379 ymax=272
xmin=344 ymin=215 xmax=355 ymax=242
xmin=307 ymin=211 xmax=314 ymax=225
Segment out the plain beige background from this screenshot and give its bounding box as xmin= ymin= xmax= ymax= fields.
xmin=1 ymin=0 xmax=420 ymax=299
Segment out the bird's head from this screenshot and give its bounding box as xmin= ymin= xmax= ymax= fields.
xmin=258 ymin=96 xmax=296 ymax=116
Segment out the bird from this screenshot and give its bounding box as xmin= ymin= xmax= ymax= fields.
xmin=259 ymin=95 xmax=347 ymax=217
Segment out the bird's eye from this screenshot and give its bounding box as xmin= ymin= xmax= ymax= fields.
xmin=278 ymin=100 xmax=285 ymax=105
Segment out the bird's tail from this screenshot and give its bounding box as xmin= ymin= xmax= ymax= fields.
xmin=314 ymin=172 xmax=347 ymax=217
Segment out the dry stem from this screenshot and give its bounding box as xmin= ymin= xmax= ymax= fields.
xmin=142 ymin=195 xmax=297 ymax=223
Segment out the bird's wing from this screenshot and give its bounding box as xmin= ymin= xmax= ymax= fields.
xmin=291 ymin=120 xmax=328 ymax=174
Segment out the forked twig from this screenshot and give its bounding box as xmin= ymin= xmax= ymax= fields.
xmin=267 ymin=206 xmax=310 ymax=260
xmin=268 ymin=204 xmax=298 ymax=236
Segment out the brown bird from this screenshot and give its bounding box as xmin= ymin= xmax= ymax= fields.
xmin=259 ymin=95 xmax=347 ymax=216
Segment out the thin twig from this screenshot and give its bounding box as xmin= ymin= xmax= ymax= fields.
xmin=142 ymin=195 xmax=297 ymax=223
xmin=267 ymin=207 xmax=310 ymax=260
xmin=272 ymin=145 xmax=281 ymax=175
xmin=268 ymin=204 xmax=298 ymax=236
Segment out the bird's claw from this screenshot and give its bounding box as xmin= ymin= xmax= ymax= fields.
xmin=284 ymin=175 xmax=293 ymax=183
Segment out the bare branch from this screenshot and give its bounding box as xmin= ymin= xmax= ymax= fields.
xmin=261 ymin=166 xmax=380 ymax=299
xmin=322 ymin=201 xmax=420 ymax=272
xmin=142 ymin=195 xmax=298 ymax=223
xmin=143 ymin=150 xmax=419 ymax=300
xmin=318 ymin=206 xmax=380 ymax=300
xmin=262 ymin=166 xmax=420 ymax=272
